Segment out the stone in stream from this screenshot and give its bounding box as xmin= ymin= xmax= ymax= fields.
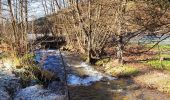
xmin=0 ymin=89 xmax=10 ymax=100
xmin=0 ymin=60 xmax=20 ymax=99
xmin=32 ymin=50 xmax=68 ymax=99
xmin=35 ymin=50 xmax=66 ymax=82
xmin=14 ymin=85 xmax=66 ymax=100
xmin=0 ymin=72 xmax=21 ymax=100
xmin=48 ymin=81 xmax=65 ymax=94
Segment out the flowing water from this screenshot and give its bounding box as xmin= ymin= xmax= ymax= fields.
xmin=35 ymin=50 xmax=115 ymax=85
xmin=35 ymin=50 xmax=170 ymax=100
xmin=67 ymin=62 xmax=116 ymax=86
xmin=64 ymin=52 xmax=170 ymax=100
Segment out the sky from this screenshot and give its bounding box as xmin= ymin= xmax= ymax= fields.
xmin=1 ymin=0 xmax=66 ymax=21
xmin=29 ymin=0 xmax=65 ymax=20
xmin=29 ymin=0 xmax=46 ymax=20
xmin=1 ymin=0 xmax=46 ymax=21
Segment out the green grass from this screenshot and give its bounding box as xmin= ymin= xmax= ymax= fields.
xmin=146 ymin=44 xmax=170 ymax=51
xmin=80 ymin=54 xmax=87 ymax=62
xmin=95 ymin=58 xmax=110 ymax=66
xmin=105 ymin=65 xmax=139 ymax=77
xmin=144 ymin=44 xmax=170 ymax=70
xmin=147 ymin=60 xmax=170 ymax=70
xmin=155 ymin=54 xmax=170 ymax=59
xmin=159 ymin=45 xmax=170 ymax=51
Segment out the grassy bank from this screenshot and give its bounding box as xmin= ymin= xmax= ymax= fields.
xmin=134 ymin=71 xmax=170 ymax=93
xmin=94 ymin=58 xmax=139 ymax=77
xmin=147 ymin=60 xmax=170 ymax=70
xmin=105 ymin=65 xmax=139 ymax=77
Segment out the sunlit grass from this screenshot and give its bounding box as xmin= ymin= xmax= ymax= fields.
xmin=95 ymin=58 xmax=110 ymax=66
xmin=134 ymin=71 xmax=170 ymax=93
xmin=146 ymin=44 xmax=170 ymax=51
xmin=1 ymin=53 xmax=20 ymax=69
xmin=155 ymin=54 xmax=170 ymax=59
xmin=147 ymin=60 xmax=170 ymax=70
xmin=105 ymin=64 xmax=139 ymax=77
xmin=142 ymin=45 xmax=170 ymax=70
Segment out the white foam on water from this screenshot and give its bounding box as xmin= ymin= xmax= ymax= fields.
xmin=67 ymin=62 xmax=116 ymax=86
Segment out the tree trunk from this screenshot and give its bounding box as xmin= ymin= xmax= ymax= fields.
xmin=8 ymin=0 xmax=17 ymax=42
xmin=87 ymin=36 xmax=92 ymax=64
xmin=24 ymin=0 xmax=28 ymax=52
xmin=86 ymin=0 xmax=92 ymax=64
xmin=0 ymin=0 xmax=2 ymax=35
xmin=116 ymin=36 xmax=124 ymax=64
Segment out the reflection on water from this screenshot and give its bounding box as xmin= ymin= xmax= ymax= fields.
xmin=69 ymin=79 xmax=170 ymax=100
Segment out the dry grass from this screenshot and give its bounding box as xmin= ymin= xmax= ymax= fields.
xmin=134 ymin=71 xmax=170 ymax=93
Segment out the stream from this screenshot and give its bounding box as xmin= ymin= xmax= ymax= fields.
xmin=35 ymin=50 xmax=115 ymax=86
xmin=34 ymin=50 xmax=170 ymax=100
xmin=67 ymin=62 xmax=116 ymax=86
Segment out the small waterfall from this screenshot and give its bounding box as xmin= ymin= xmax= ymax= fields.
xmin=67 ymin=62 xmax=116 ymax=86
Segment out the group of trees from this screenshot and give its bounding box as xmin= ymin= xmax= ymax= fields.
xmin=0 ymin=0 xmax=29 ymax=55
xmin=0 ymin=0 xmax=170 ymax=64
xmin=51 ymin=0 xmax=170 ymax=64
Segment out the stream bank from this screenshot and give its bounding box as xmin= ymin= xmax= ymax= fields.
xmin=64 ymin=52 xmax=170 ymax=100
xmin=0 ymin=50 xmax=67 ymax=100
xmin=1 ymin=50 xmax=170 ymax=100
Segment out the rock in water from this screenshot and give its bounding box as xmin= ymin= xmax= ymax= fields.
xmin=48 ymin=81 xmax=65 ymax=94
xmin=14 ymin=85 xmax=66 ymax=100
